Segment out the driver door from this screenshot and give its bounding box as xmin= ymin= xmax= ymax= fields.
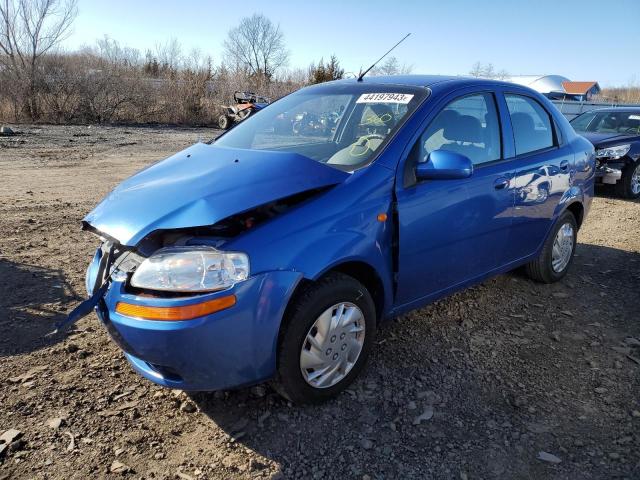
xmin=395 ymin=91 xmax=515 ymax=305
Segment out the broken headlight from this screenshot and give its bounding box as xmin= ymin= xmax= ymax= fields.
xmin=130 ymin=246 xmax=249 ymax=293
xmin=596 ymin=144 xmax=630 ymax=160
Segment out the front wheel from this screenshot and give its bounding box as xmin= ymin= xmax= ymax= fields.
xmin=273 ymin=273 xmax=376 ymax=404
xmin=525 ymin=211 xmax=578 ymax=283
xmin=615 ymin=159 xmax=640 ymax=199
xmin=218 ymin=114 xmax=232 ymax=130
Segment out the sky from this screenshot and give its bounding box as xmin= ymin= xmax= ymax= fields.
xmin=62 ymin=0 xmax=640 ymax=87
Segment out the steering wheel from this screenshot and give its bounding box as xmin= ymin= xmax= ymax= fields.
xmin=349 ymin=134 xmax=386 ymax=157
xmin=326 ymin=134 xmax=387 ymax=166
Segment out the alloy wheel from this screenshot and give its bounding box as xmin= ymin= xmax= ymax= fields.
xmin=631 ymin=163 xmax=640 ymax=195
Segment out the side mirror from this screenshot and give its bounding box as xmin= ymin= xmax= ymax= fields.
xmin=416 ymin=150 xmax=474 ymax=180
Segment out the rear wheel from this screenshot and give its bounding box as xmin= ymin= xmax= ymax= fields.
xmin=525 ymin=211 xmax=577 ymax=283
xmin=218 ymin=114 xmax=232 ymax=130
xmin=273 ymin=273 xmax=376 ymax=404
xmin=615 ymin=160 xmax=640 ymax=199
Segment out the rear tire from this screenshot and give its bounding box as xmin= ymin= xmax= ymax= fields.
xmin=273 ymin=273 xmax=376 ymax=404
xmin=525 ymin=211 xmax=578 ymax=283
xmin=615 ymin=159 xmax=640 ymax=199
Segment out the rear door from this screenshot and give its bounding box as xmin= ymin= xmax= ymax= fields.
xmin=395 ymin=90 xmax=516 ymax=305
xmin=502 ymin=93 xmax=574 ymax=262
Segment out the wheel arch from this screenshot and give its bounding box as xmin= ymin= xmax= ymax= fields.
xmin=565 ymin=200 xmax=585 ymax=229
xmin=325 ymin=261 xmax=386 ymax=323
xmin=282 ymin=260 xmax=387 ymax=327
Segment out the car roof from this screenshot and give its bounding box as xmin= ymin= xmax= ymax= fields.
xmin=329 ymin=74 xmax=514 ymax=90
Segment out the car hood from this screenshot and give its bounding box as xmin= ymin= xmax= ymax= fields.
xmin=84 ymin=143 xmax=349 ymax=246
xmin=580 ymin=132 xmax=638 ymax=147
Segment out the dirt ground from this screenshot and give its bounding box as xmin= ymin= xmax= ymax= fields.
xmin=0 ymin=124 xmax=639 ymax=480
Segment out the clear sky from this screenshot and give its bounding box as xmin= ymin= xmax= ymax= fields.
xmin=62 ymin=0 xmax=640 ymax=87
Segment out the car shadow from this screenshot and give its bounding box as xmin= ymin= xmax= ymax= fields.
xmin=0 ymin=259 xmax=82 ymax=356
xmin=595 ymin=184 xmax=640 ymax=203
xmin=190 ymin=242 xmax=640 ymax=478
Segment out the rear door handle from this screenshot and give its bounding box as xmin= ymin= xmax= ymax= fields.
xmin=494 ymin=177 xmax=509 ymax=190
xmin=560 ymin=160 xmax=569 ymax=171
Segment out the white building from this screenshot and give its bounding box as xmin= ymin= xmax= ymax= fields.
xmin=504 ymin=75 xmax=571 ymax=95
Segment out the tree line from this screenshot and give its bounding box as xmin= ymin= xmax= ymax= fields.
xmin=5 ymin=1 xmax=633 ymax=126
xmin=0 ymin=2 xmax=418 ymax=125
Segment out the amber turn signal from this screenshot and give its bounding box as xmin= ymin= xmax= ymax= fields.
xmin=377 ymin=213 xmax=388 ymax=222
xmin=115 ymin=295 xmax=236 ymax=321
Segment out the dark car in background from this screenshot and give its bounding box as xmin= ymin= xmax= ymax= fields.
xmin=570 ymin=108 xmax=640 ymax=198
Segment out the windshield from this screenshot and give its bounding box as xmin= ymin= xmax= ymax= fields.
xmin=214 ymin=83 xmax=427 ymax=170
xmin=571 ymin=110 xmax=640 ymax=135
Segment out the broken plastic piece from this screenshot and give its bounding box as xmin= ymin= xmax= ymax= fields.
xmin=51 ymin=282 xmax=110 ymax=334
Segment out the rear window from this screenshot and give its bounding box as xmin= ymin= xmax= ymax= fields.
xmin=505 ymin=95 xmax=554 ymax=156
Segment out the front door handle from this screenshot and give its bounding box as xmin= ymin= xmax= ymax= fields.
xmin=494 ymin=177 xmax=509 ymax=190
xmin=560 ymin=160 xmax=569 ymax=171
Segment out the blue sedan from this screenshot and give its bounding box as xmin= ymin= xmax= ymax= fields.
xmin=75 ymin=75 xmax=595 ymax=403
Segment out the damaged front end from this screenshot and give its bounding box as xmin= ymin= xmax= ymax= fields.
xmin=60 ymin=144 xmax=347 ymax=379
xmin=55 ymin=142 xmax=350 ymax=389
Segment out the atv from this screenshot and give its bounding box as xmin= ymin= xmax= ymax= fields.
xmin=218 ymin=91 xmax=270 ymax=130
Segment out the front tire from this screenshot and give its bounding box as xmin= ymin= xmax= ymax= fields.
xmin=218 ymin=114 xmax=232 ymax=130
xmin=615 ymin=159 xmax=640 ymax=199
xmin=273 ymin=273 xmax=376 ymax=404
xmin=525 ymin=211 xmax=578 ymax=283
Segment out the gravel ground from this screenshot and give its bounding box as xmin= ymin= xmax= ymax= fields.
xmin=0 ymin=124 xmax=639 ymax=480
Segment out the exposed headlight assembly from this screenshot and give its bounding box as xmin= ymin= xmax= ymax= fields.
xmin=130 ymin=246 xmax=249 ymax=293
xmin=596 ymin=144 xmax=630 ymax=160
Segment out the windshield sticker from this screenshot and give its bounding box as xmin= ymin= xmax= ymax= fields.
xmin=356 ymin=93 xmax=414 ymax=104
xmin=629 ymin=115 xmax=640 ymax=120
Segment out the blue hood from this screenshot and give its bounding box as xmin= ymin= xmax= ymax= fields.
xmin=84 ymin=143 xmax=349 ymax=246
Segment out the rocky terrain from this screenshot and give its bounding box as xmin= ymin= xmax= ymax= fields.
xmin=0 ymin=125 xmax=639 ymax=479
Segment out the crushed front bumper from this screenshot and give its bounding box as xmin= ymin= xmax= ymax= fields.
xmin=95 ymin=270 xmax=302 ymax=391
xmin=595 ymin=160 xmax=623 ymax=185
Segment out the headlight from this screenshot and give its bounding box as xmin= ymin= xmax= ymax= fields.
xmin=596 ymin=144 xmax=630 ymax=160
xmin=130 ymin=247 xmax=249 ymax=293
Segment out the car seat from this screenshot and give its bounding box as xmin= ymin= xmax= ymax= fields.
xmin=442 ymin=115 xmax=484 ymax=163
xmin=511 ymin=112 xmax=538 ymax=154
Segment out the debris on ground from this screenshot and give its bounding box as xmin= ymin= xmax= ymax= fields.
xmin=0 ymin=125 xmax=638 ymax=479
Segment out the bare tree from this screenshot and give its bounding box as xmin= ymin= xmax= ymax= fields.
xmin=223 ymin=13 xmax=289 ymax=81
xmin=468 ymin=62 xmax=480 ymax=77
xmin=495 ymin=69 xmax=510 ymax=81
xmin=469 ymin=61 xmax=509 ymax=80
xmin=0 ymin=0 xmax=78 ymax=119
xmin=480 ymin=63 xmax=495 ymax=79
xmin=155 ymin=37 xmax=182 ymax=73
xmin=370 ymin=56 xmax=413 ymax=76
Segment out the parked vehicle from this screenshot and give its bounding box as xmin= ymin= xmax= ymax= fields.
xmin=570 ymin=108 xmax=640 ymax=198
xmin=217 ymin=91 xmax=269 ymax=130
xmin=73 ymin=75 xmax=595 ymax=404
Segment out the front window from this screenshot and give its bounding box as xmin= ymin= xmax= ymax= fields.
xmin=570 ymin=112 xmax=596 ymax=132
xmin=214 ymin=84 xmax=427 ymax=171
xmin=418 ymin=92 xmax=502 ymax=166
xmin=571 ymin=111 xmax=640 ymax=135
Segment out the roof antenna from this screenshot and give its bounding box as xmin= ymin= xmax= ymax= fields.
xmin=357 ymin=33 xmax=411 ymax=82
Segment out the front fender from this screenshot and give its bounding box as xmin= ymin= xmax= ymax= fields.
xmin=226 ymin=164 xmax=396 ymax=316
